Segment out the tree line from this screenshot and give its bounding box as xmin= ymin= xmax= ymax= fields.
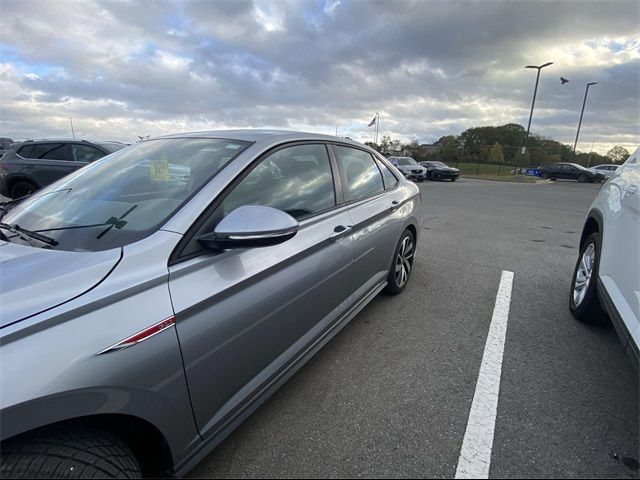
xmin=364 ymin=123 xmax=631 ymax=167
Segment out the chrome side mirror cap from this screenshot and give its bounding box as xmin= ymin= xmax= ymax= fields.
xmin=198 ymin=205 xmax=299 ymax=249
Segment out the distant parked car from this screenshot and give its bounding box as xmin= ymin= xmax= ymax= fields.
xmin=588 ymin=164 xmax=619 ymax=179
xmin=0 ymin=139 xmax=126 ymax=198
xmin=388 ymin=156 xmax=426 ymax=182
xmin=419 ymin=161 xmax=460 ymax=181
xmin=570 ymin=147 xmax=639 ymax=369
xmin=0 ymin=137 xmax=14 ymax=157
xmin=537 ymin=163 xmax=605 ymax=183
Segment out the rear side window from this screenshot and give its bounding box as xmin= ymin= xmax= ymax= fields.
xmin=334 ymin=146 xmax=384 ymax=201
xmin=71 ymin=144 xmax=106 ymax=162
xmin=221 ymin=144 xmax=336 ymax=221
xmin=377 ymin=159 xmax=399 ymax=189
xmin=19 ymin=143 xmax=68 ymax=161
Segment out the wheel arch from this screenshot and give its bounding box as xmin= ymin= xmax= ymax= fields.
xmin=4 ymin=413 xmax=174 ymax=477
xmin=0 ymin=388 xmax=193 ymax=477
xmin=580 ymin=209 xmax=603 ymax=248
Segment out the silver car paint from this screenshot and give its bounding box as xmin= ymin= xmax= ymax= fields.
xmin=0 ymin=131 xmax=421 ymax=475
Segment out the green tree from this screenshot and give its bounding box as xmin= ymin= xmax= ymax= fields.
xmin=607 ymin=146 xmax=630 ymax=164
xmin=489 ymin=142 xmax=504 ymax=163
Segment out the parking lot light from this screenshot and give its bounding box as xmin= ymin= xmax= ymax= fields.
xmin=573 ymin=82 xmax=598 ymax=152
xmin=521 ymin=62 xmax=553 ymax=159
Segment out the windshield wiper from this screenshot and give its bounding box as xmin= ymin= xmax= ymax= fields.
xmin=0 ymin=222 xmax=59 ymax=247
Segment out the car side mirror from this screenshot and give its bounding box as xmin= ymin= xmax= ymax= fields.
xmin=197 ymin=205 xmax=299 ymax=250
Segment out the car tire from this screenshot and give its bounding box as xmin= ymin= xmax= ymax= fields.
xmin=451 ymin=178 xmax=456 ymax=182
xmin=540 ymin=173 xmax=549 ymax=179
xmin=0 ymin=423 xmax=141 ymax=479
xmin=427 ymin=171 xmax=433 ymax=181
xmin=9 ymin=180 xmax=36 ymax=199
xmin=384 ymin=229 xmax=415 ymax=295
xmin=577 ymin=174 xmax=587 ymax=183
xmin=569 ymin=231 xmax=609 ymax=325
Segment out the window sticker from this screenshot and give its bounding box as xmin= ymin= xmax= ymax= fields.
xmin=150 ymin=155 xmax=170 ymax=181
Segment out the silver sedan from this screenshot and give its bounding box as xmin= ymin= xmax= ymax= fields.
xmin=0 ymin=130 xmax=422 ymax=478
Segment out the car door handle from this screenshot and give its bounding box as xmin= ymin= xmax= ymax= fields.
xmin=623 ymin=185 xmax=638 ymax=195
xmin=390 ymin=200 xmax=400 ymax=212
xmin=329 ymin=225 xmax=352 ymax=241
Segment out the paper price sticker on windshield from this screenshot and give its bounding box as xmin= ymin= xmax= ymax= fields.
xmin=150 ymin=158 xmax=170 ymax=181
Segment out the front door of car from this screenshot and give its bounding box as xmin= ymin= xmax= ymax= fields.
xmin=168 ymin=143 xmax=356 ymax=439
xmin=331 ymin=145 xmax=405 ymax=299
xmin=600 ymin=150 xmax=640 ymax=348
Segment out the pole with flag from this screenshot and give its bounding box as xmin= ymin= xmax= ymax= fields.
xmin=368 ymin=113 xmax=379 ymax=146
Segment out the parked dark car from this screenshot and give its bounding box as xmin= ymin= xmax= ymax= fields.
xmin=419 ymin=161 xmax=460 ymax=181
xmin=0 ymin=137 xmax=14 ymax=157
xmin=0 ymin=139 xmax=127 ymax=198
xmin=537 ymin=163 xmax=605 ymax=183
xmin=387 ymin=156 xmax=427 ymax=181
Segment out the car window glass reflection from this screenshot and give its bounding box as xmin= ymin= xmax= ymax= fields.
xmin=221 ymin=144 xmax=336 ymax=221
xmin=335 ymin=146 xmax=384 ymax=201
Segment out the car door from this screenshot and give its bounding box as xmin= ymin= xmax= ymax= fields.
xmin=332 ymin=145 xmax=405 ymax=299
xmin=19 ymin=143 xmax=75 ymax=186
xmin=600 ymin=149 xmax=640 ymax=350
xmin=168 ymin=142 xmax=356 ymax=439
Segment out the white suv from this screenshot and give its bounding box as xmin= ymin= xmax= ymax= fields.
xmin=570 ymin=147 xmax=639 ymax=368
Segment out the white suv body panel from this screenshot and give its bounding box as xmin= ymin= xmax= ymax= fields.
xmin=592 ymin=147 xmax=640 ymax=352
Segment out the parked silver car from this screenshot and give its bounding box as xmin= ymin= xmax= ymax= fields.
xmin=0 ymin=130 xmax=422 ymax=478
xmin=387 ymin=156 xmax=427 ymax=181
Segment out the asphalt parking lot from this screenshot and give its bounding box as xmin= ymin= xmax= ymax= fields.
xmin=187 ymin=178 xmax=639 ymax=479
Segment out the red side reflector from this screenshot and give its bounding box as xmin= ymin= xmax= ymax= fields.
xmin=97 ymin=316 xmax=175 ymax=355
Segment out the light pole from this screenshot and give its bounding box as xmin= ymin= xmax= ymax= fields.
xmin=573 ymin=82 xmax=597 ymax=152
xmin=521 ymin=62 xmax=553 ymax=158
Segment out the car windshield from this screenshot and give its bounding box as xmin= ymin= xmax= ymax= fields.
xmin=397 ymin=157 xmax=417 ymax=165
xmin=1 ymin=138 xmax=250 ymax=252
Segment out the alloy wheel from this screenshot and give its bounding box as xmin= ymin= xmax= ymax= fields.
xmin=573 ymin=243 xmax=595 ymax=306
xmin=395 ymin=235 xmax=414 ymax=288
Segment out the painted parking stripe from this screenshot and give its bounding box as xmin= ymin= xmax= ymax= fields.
xmin=455 ymin=270 xmax=514 ymax=479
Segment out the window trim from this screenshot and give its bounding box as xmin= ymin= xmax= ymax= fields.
xmin=169 ymin=140 xmax=342 ymax=266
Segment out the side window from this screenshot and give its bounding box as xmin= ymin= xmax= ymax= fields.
xmin=23 ymin=143 xmax=68 ymax=160
xmin=377 ymin=159 xmax=399 ymax=189
xmin=18 ymin=145 xmax=35 ymax=158
xmin=221 ymin=144 xmax=336 ymax=221
xmin=334 ymin=146 xmax=384 ymax=201
xmin=71 ymin=144 xmax=106 ymax=163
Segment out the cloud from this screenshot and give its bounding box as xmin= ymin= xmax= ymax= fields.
xmin=0 ymin=0 xmax=638 ymax=154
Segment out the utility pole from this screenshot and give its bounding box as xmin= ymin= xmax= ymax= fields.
xmin=69 ymin=117 xmax=76 ymax=139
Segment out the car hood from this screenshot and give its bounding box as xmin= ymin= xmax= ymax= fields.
xmin=0 ymin=241 xmax=122 ymax=328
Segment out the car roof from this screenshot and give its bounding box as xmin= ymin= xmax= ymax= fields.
xmin=154 ymin=129 xmax=364 ymax=149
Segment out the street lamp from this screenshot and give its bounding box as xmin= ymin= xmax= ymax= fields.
xmin=521 ymin=62 xmax=553 ymax=157
xmin=573 ymin=82 xmax=598 ymax=152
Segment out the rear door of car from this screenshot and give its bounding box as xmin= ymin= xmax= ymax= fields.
xmin=18 ymin=143 xmax=75 ymax=186
xmin=600 ymin=150 xmax=640 ymax=352
xmin=331 ymin=144 xmax=405 ymax=300
xmin=168 ymin=142 xmax=357 ymax=439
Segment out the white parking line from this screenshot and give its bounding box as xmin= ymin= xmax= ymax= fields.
xmin=455 ymin=270 xmax=514 ymax=479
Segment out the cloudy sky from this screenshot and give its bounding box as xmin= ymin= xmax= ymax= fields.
xmin=1 ymin=0 xmax=638 ymax=154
